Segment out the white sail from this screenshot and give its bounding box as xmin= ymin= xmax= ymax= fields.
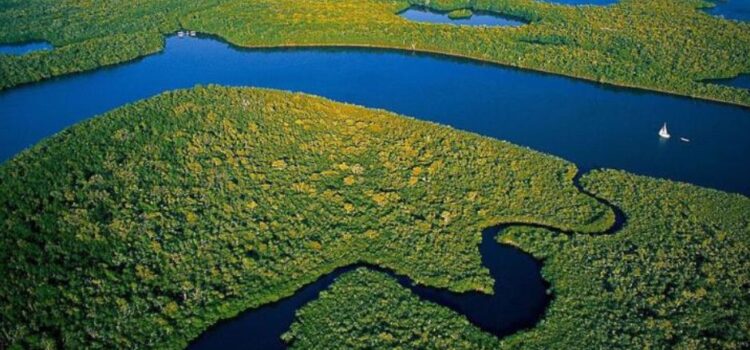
xmin=659 ymin=123 xmax=670 ymax=139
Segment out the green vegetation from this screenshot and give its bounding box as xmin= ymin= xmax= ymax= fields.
xmin=1 ymin=0 xmax=749 ymax=105
xmin=283 ymin=268 xmax=501 ymax=349
xmin=447 ymin=8 xmax=474 ymax=20
xmin=0 ymin=86 xmax=611 ymax=349
xmin=500 ymin=170 xmax=750 ymax=349
xmin=284 ymin=169 xmax=750 ymax=349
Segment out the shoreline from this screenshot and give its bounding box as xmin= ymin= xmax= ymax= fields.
xmin=2 ymin=32 xmax=749 ymax=109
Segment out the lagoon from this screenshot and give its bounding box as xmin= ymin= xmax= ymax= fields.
xmin=0 ymin=35 xmax=748 ymax=195
xmin=399 ymin=7 xmax=526 ymax=26
xmin=0 ymin=41 xmax=52 ymax=55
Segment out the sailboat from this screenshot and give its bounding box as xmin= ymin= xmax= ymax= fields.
xmin=658 ymin=122 xmax=671 ymax=139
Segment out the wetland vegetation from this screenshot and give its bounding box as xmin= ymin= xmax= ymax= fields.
xmin=285 ymin=170 xmax=750 ymax=349
xmin=1 ymin=1 xmax=749 ymax=349
xmin=0 ymin=0 xmax=749 ymax=105
xmin=1 ymin=86 xmax=747 ymax=349
xmin=0 ymin=86 xmax=613 ymax=349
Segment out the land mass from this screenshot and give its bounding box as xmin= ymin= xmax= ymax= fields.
xmin=286 ymin=169 xmax=750 ymax=349
xmin=0 ymin=86 xmax=612 ymax=349
xmin=1 ymin=0 xmax=749 ymax=106
xmin=1 ymin=86 xmax=747 ymax=349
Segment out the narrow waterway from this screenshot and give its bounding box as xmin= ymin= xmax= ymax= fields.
xmin=188 ymin=227 xmax=549 ymax=350
xmin=0 ymin=41 xmax=52 ymax=55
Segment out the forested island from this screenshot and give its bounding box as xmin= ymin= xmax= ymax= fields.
xmin=1 ymin=86 xmax=747 ymax=349
xmin=1 ymin=0 xmax=749 ymax=105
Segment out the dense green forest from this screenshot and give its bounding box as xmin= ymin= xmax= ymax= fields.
xmin=1 ymin=0 xmax=749 ymax=105
xmin=0 ymin=86 xmax=612 ymax=349
xmin=285 ymin=170 xmax=750 ymax=349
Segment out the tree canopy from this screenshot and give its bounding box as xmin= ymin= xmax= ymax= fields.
xmin=1 ymin=0 xmax=749 ymax=105
xmin=285 ymin=169 xmax=750 ymax=349
xmin=0 ymin=86 xmax=611 ymax=349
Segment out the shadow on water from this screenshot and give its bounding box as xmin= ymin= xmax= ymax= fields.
xmin=706 ymin=74 xmax=750 ymax=91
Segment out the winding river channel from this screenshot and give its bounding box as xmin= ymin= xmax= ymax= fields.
xmin=189 ymin=227 xmax=549 ymax=349
xmin=0 ymin=27 xmax=747 ymax=348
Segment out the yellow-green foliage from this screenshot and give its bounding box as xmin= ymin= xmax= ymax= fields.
xmin=501 ymin=170 xmax=750 ymax=348
xmin=0 ymin=86 xmax=611 ymax=349
xmin=447 ymin=9 xmax=473 ymax=19
xmin=1 ymin=0 xmax=749 ymax=105
xmin=285 ymin=170 xmax=750 ymax=349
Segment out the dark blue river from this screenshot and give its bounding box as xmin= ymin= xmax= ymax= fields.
xmin=1 ymin=35 xmax=748 ymax=195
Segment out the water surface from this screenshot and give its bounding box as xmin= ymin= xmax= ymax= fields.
xmin=711 ymin=74 xmax=750 ymax=90
xmin=399 ymin=7 xmax=525 ymax=26
xmin=0 ymin=35 xmax=748 ymax=195
xmin=706 ymin=0 xmax=750 ymax=21
xmin=0 ymin=41 xmax=52 ymax=55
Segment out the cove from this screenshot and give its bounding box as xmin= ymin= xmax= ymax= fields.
xmin=0 ymin=41 xmax=52 ymax=55
xmin=399 ymin=7 xmax=525 ymax=26
xmin=0 ymin=35 xmax=749 ymax=195
xmin=188 ymin=226 xmax=549 ymax=349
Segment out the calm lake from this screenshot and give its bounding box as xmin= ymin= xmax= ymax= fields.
xmin=1 ymin=35 xmax=748 ymax=195
xmin=399 ymin=7 xmax=526 ymax=26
